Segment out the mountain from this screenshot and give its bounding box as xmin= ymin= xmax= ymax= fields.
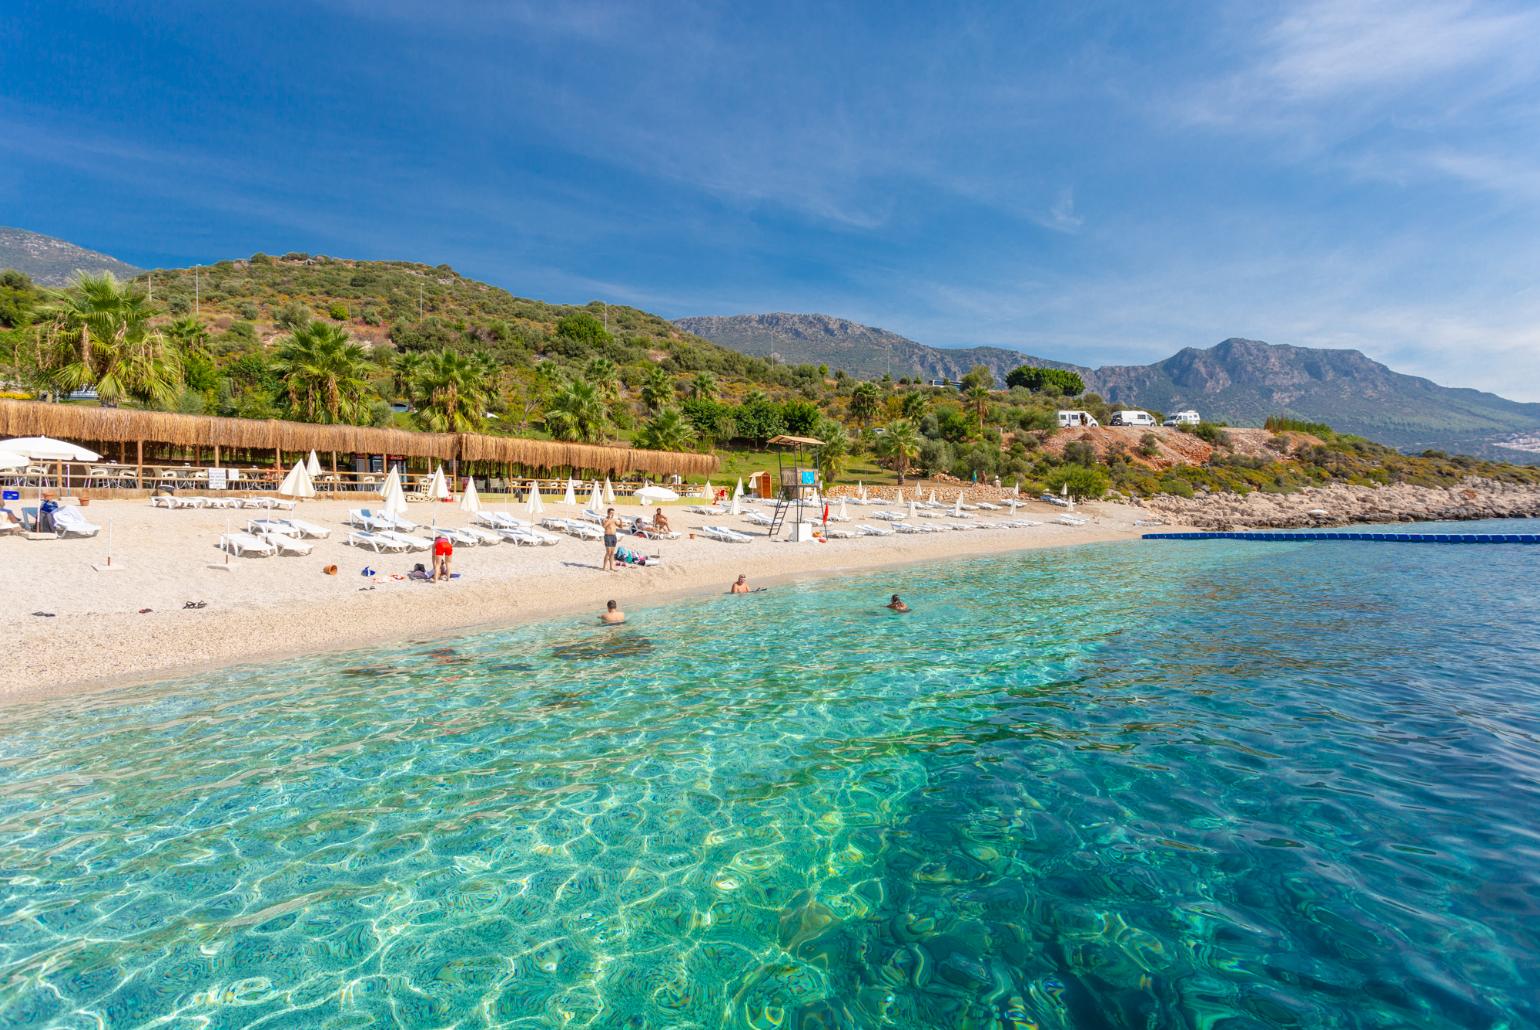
xmin=1084 ymin=338 xmax=1540 ymax=460
xmin=0 ymin=228 xmax=142 ymax=285
xmin=673 ymin=313 xmax=1075 ymax=383
xmin=679 ymin=314 xmax=1540 ymax=461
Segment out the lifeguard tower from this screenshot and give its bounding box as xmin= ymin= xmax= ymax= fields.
xmin=766 ymin=434 xmax=823 ymax=542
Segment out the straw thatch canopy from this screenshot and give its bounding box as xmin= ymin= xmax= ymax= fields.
xmin=0 ymin=400 xmax=718 ymax=477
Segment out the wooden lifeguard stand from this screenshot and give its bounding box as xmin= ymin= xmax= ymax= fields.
xmin=766 ymin=434 xmax=823 ymax=541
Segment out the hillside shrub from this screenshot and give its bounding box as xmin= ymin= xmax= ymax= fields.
xmin=1045 ymin=464 xmax=1109 ymax=499
xmin=329 ymin=302 xmax=350 ymax=321
xmin=1264 ymin=415 xmax=1334 ymax=436
xmin=1138 ymin=432 xmax=1160 ymax=458
xmin=1006 ymin=365 xmax=1085 ymax=395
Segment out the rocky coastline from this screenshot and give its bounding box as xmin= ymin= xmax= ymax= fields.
xmin=1137 ymin=478 xmax=1540 ymax=530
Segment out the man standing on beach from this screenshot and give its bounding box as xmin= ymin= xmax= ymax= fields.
xmin=432 ymin=534 xmax=453 ymax=582
xmin=602 ymin=507 xmax=619 ymax=571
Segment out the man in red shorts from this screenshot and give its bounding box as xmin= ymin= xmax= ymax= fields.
xmin=432 ymin=534 xmax=453 ymax=582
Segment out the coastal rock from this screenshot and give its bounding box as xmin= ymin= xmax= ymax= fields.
xmin=1137 ymin=478 xmax=1540 ymax=529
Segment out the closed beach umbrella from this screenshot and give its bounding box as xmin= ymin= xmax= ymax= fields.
xmin=733 ymin=477 xmax=744 ymax=500
xmin=703 ymin=479 xmax=714 ymax=500
xmin=306 ymin=450 xmax=323 ymax=477
xmin=526 ymin=481 xmax=545 ymax=517
xmin=908 ymin=500 xmax=919 ymax=520
xmin=588 ymin=480 xmax=603 ymax=511
xmin=634 ymin=486 xmax=678 ymax=505
xmin=381 ymin=467 xmax=407 ymax=518
xmin=277 ymin=459 xmax=315 ymax=499
xmin=1013 ymin=479 xmax=1021 ymax=497
xmin=459 ymin=477 xmax=481 ymax=513
xmin=424 ymin=465 xmax=448 ymax=501
xmin=563 ymin=479 xmax=577 ymax=505
xmin=376 ymin=466 xmax=394 ymax=499
xmin=953 ymin=491 xmax=964 ymax=516
xmin=858 ymin=481 xmax=867 ymax=501
xmin=928 ymin=489 xmax=938 ymax=506
xmin=602 ymin=478 xmax=615 ymax=505
xmin=729 ymin=491 xmax=741 ymax=516
xmin=838 ymin=497 xmax=849 ymax=520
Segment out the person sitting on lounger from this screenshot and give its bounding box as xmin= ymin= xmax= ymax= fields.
xmin=730 ymin=574 xmax=750 ymax=594
xmin=38 ymin=492 xmax=59 ymax=533
xmin=600 ymin=599 xmax=625 ymax=624
xmin=885 ymin=594 xmax=911 ymax=613
xmin=652 ymin=509 xmax=672 ymax=533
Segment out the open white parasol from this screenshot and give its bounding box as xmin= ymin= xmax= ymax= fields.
xmin=634 ymin=486 xmax=679 ymax=505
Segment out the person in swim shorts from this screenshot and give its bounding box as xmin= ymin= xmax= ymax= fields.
xmin=602 ymin=507 xmax=619 ymax=571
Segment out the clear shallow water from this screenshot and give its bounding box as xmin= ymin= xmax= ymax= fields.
xmin=2 ymin=521 xmax=1539 ymax=1028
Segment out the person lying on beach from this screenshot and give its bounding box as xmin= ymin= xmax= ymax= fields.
xmin=885 ymin=594 xmax=911 ymax=613
xmin=600 ymin=599 xmax=626 ymax=624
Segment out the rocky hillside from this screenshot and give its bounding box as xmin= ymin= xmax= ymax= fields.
xmin=0 ymin=228 xmax=142 ymax=285
xmin=674 ymin=313 xmax=1074 ymax=383
xmin=680 ymin=313 xmax=1540 ymax=461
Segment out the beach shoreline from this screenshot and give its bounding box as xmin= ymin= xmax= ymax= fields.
xmin=3 ymin=496 xmax=1163 ymax=705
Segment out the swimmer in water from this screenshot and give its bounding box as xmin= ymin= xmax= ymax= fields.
xmin=600 ymin=599 xmax=626 ymax=624
xmin=885 ymin=594 xmax=910 ymax=613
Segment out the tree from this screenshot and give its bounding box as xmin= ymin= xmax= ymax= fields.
xmin=812 ymin=417 xmax=849 ymax=484
xmin=849 ymin=381 xmax=880 ymax=427
xmin=963 ymin=381 xmax=990 ymax=427
xmin=391 ymin=351 xmax=425 ymax=404
xmin=274 ymin=300 xmax=312 ymax=332
xmin=44 ymin=272 xmax=183 ymax=407
xmin=1006 ymin=365 xmax=1085 ymax=396
xmin=681 ymin=397 xmax=734 ymax=447
xmin=780 ymin=398 xmax=821 ymax=436
xmin=899 ymin=390 xmax=930 ymax=421
xmin=733 ymin=391 xmax=785 ymax=446
xmin=543 ymin=379 xmax=611 ymax=443
xmin=413 ymin=350 xmax=488 ymax=432
xmin=635 ymin=407 xmax=696 ymax=451
xmin=270 ymin=321 xmax=376 ymax=424
xmin=555 ymin=312 xmax=612 ymax=348
xmin=1045 ymin=464 xmax=1110 ymax=499
xmin=686 ymin=371 xmax=717 ymax=401
xmin=585 ymin=356 xmax=621 ymax=401
xmin=877 ymin=419 xmax=923 ymax=483
xmin=640 ymin=365 xmax=675 ymax=412
xmin=0 ymin=270 xmax=39 ymax=329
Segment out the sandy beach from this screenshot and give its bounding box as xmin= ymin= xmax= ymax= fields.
xmin=2 ymin=495 xmax=1171 ymax=701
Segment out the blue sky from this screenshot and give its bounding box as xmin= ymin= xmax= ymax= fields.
xmin=5 ymin=1 xmax=1540 ymax=399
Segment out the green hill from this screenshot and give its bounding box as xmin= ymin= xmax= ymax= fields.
xmin=0 ymin=227 xmax=142 ymax=286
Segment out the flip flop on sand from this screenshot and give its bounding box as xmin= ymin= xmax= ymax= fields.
xmin=31 ymin=611 xmax=55 ymax=617
xmin=137 ymin=608 xmax=153 ymax=614
xmin=183 ymin=601 xmax=207 ymax=610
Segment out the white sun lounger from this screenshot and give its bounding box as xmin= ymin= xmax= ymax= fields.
xmin=457 ymin=525 xmax=500 ymax=545
xmin=557 ymin=520 xmax=602 ymax=541
xmin=1057 ymin=515 xmax=1089 ymax=526
xmin=976 ymin=502 xmax=1002 ymax=510
xmin=426 ymin=526 xmax=482 ymax=547
xmin=871 ymin=510 xmax=904 ymax=521
xmin=742 ymin=511 xmax=773 ymax=526
xmin=248 ymin=518 xmax=302 ymax=537
xmin=823 ymin=526 xmax=859 ymax=539
xmin=51 ymin=507 xmax=102 ymax=538
xmin=348 ymin=531 xmax=410 ymax=552
xmin=701 ymin=525 xmax=753 ymax=543
xmin=685 ymin=505 xmax=727 ymax=515
xmin=503 ymin=527 xmax=562 ymax=546
xmin=254 ymin=529 xmax=313 ymax=555
xmin=892 ymin=522 xmax=931 ymax=534
xmin=219 ymin=531 xmax=277 ymax=557
xmin=376 ymin=529 xmax=430 ymax=551
xmin=855 ymin=523 xmax=894 ymax=537
xmin=276 ymin=517 xmax=331 ymax=538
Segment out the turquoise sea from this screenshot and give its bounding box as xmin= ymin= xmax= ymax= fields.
xmin=2 ymin=519 xmax=1539 ymax=1028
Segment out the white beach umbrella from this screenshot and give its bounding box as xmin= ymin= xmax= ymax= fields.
xmin=586 ymin=480 xmax=601 ymax=511
xmin=381 ymin=467 xmax=407 ymax=518
xmin=703 ymin=479 xmax=714 ymax=500
xmin=729 ymin=491 xmax=742 ymax=516
xmin=838 ymin=497 xmax=849 ymax=520
xmin=376 ymin=466 xmax=395 ymax=499
xmin=634 ymin=486 xmax=679 ymax=505
xmin=733 ymin=477 xmax=744 ymax=500
xmin=562 ymin=479 xmax=577 ymax=505
xmin=306 ymin=450 xmax=323 ymax=477
xmin=908 ymin=500 xmax=919 ymax=520
xmin=0 ymin=436 xmax=101 ymax=462
xmin=0 ymin=451 xmax=27 ymax=470
xmin=953 ymin=491 xmax=964 ymax=516
xmin=459 ymin=477 xmax=481 ymax=513
xmin=602 ymin=478 xmax=615 ymax=505
xmin=427 ymin=465 xmax=450 ymax=501
xmin=526 ymin=481 xmax=545 ymax=517
xmin=928 ymin=489 xmax=938 ymax=505
xmin=277 ymin=459 xmax=315 ymax=499
xmin=857 ymin=481 xmax=867 ymax=501
xmin=1013 ymin=479 xmax=1021 ymax=497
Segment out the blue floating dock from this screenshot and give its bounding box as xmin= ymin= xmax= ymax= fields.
xmin=1143 ymin=531 xmax=1540 ymax=544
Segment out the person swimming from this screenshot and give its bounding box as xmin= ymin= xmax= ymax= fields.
xmin=600 ymin=599 xmax=626 ymax=624
xmin=885 ymin=594 xmax=911 ymax=613
xmin=730 ymin=574 xmax=750 ymax=594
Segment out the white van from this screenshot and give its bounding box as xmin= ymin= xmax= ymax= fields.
xmin=1163 ymin=409 xmax=1200 ymax=426
xmin=1109 ymin=410 xmax=1156 ymax=427
xmin=1057 ymin=410 xmax=1100 ymax=428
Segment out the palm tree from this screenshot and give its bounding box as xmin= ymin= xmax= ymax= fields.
xmin=640 ymin=365 xmax=675 ymax=412
xmin=687 ymin=371 xmax=717 ymax=401
xmin=44 ymin=273 xmax=183 ymax=407
xmin=877 ymin=419 xmax=923 ymax=483
xmin=964 ymin=381 xmax=990 ymax=427
xmin=391 ymin=351 xmax=425 ymax=405
xmin=543 ymin=379 xmax=611 ymax=443
xmin=413 ymin=350 xmax=488 ymax=432
xmin=813 ymin=418 xmax=850 ymax=485
xmin=163 ymin=317 xmax=209 ymax=357
xmin=270 ymin=322 xmax=376 ymax=424
xmin=636 ymin=407 xmax=696 ymax=452
xmin=849 ymin=381 xmax=880 ymax=428
xmin=900 ymin=389 xmax=930 ymax=421
xmin=584 ymin=357 xmax=621 ymax=401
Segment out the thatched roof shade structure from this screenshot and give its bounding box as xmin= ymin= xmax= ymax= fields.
xmin=0 ymin=400 xmax=718 ymax=477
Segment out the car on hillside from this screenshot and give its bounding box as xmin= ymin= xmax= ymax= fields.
xmin=1108 ymin=410 xmax=1156 ymax=427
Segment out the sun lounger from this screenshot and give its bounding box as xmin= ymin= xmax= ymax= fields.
xmin=556 ymin=520 xmax=602 ymax=541
xmin=742 ymin=511 xmax=773 ymax=526
xmin=480 ymin=511 xmax=529 ymax=531
xmin=218 ymin=531 xmax=277 ymax=557
xmin=871 ymin=510 xmax=904 ymax=521
xmin=581 ymin=508 xmax=606 ymax=524
xmin=636 ymin=526 xmax=682 ymax=540
xmin=503 ymin=527 xmax=562 ymax=546
xmin=976 ymin=501 xmax=1002 ymax=510
xmin=51 ymin=506 xmax=102 ymax=538
xmin=1056 ymin=514 xmax=1089 ymax=526
xmin=855 ymin=523 xmax=894 ymax=536
xmin=248 ymin=518 xmax=302 ymax=537
xmin=823 ymin=527 xmax=859 ymax=539
xmin=458 ymin=525 xmax=500 ymax=545
xmin=892 ymin=522 xmax=928 ymax=534
xmin=149 ymin=495 xmax=176 ymax=509
xmin=700 ymin=524 xmax=753 ymax=543
xmin=685 ymin=505 xmax=727 ymax=515
xmin=375 ymin=529 xmax=430 ymax=551
xmin=275 ymin=517 xmax=331 ymax=538
xmin=254 ymin=529 xmax=313 ymax=555
xmin=348 ymin=530 xmax=411 ymax=552
xmin=425 ymin=526 xmax=482 ymax=547
xmin=1041 ymin=493 xmax=1071 ymax=508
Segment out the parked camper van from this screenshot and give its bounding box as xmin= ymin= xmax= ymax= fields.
xmin=1056 ymin=410 xmax=1100 ymax=428
xmin=1109 ymin=410 xmax=1156 ymax=427
xmin=1163 ymin=409 xmax=1200 ymax=426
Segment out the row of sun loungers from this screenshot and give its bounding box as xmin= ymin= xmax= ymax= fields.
xmin=152 ymin=495 xmax=295 ymax=510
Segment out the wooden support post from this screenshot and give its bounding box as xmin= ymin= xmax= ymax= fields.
xmin=136 ymin=439 xmax=143 ymax=487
